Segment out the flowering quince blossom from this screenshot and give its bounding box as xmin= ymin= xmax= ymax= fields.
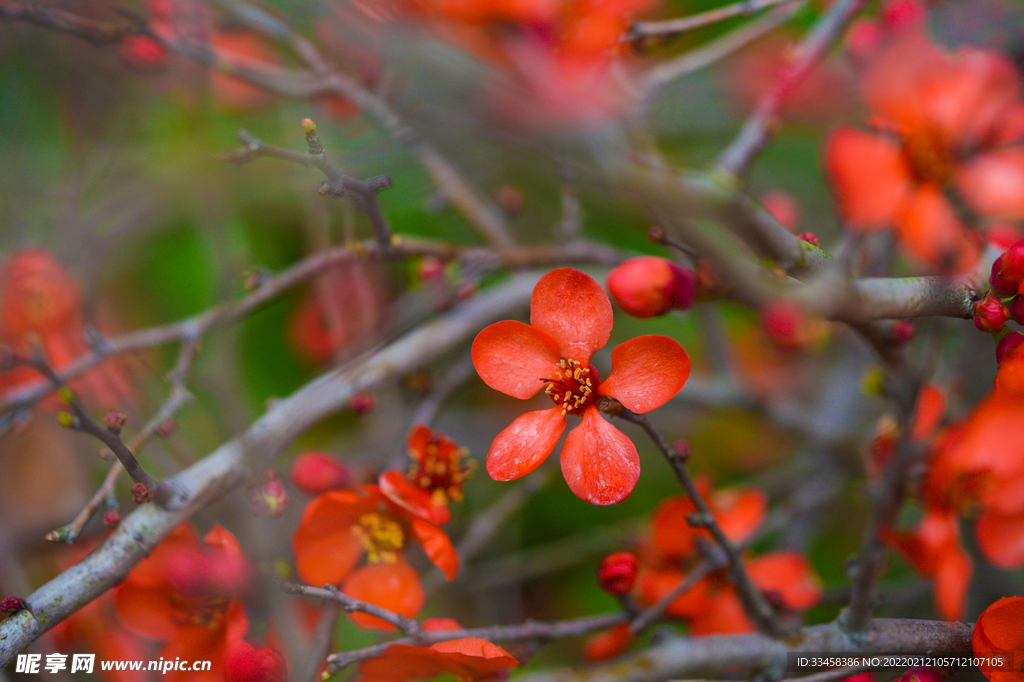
xmin=113 ymin=525 xmax=262 ymax=682
xmin=471 ymin=268 xmax=690 ymax=505
xmin=824 ymin=32 xmax=1024 ymax=272
xmin=357 ymin=618 xmax=517 ymax=682
xmin=379 ymin=424 xmax=474 ymax=525
xmin=292 ymin=484 xmax=458 ymax=629
xmin=973 ymin=596 xmax=1024 ymax=682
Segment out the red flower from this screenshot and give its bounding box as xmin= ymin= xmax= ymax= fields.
xmin=292 ymin=485 xmax=458 ymax=629
xmin=113 ymin=525 xmax=253 ymax=682
xmin=357 ymin=618 xmax=517 ymax=682
xmin=973 ymin=596 xmax=1024 ymax=682
xmin=824 ymin=34 xmax=1024 ymax=271
xmin=291 ymin=451 xmax=353 ymax=496
xmin=379 ymin=425 xmax=474 ymax=525
xmin=471 ymin=268 xmax=690 ymax=505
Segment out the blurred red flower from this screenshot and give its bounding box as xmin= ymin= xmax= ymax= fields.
xmin=292 ymin=485 xmax=458 ymax=629
xmin=379 ymin=424 xmax=474 ymax=525
xmin=472 ymin=268 xmax=690 ymax=505
xmin=973 ymin=596 xmax=1024 ymax=682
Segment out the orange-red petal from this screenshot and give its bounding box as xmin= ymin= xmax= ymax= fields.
xmin=958 ymin=148 xmax=1024 ymax=219
xmin=486 ymin=407 xmax=565 ymax=481
xmin=379 ymin=470 xmax=451 ymax=526
xmin=746 ymin=552 xmax=822 ymax=611
xmin=559 ymin=406 xmax=639 ymax=505
xmin=342 ymin=559 xmax=426 ymax=631
xmin=408 ymin=516 xmax=459 ymax=581
xmin=598 ymin=335 xmax=690 ymax=414
xmin=429 ymin=638 xmax=518 ymax=675
xmin=292 ymin=489 xmax=376 ymax=586
xmin=976 ymin=508 xmax=1024 ymax=569
xmin=712 ymin=487 xmax=767 ymax=545
xmin=472 ymin=320 xmax=560 ymax=399
xmin=895 ymin=184 xmax=979 ymax=273
xmin=530 ymin=268 xmax=613 ymax=364
xmin=823 ymin=127 xmax=912 ymax=230
xmin=975 ymin=596 xmax=1024 ymax=650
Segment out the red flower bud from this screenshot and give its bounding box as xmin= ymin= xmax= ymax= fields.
xmin=132 ymin=483 xmax=154 ymax=504
xmin=760 ymin=190 xmax=800 ymax=231
xmin=882 ymin=0 xmax=927 ymax=31
xmin=119 ymin=34 xmax=169 ymax=71
xmin=291 ymin=451 xmax=353 ymax=496
xmin=0 ymin=596 xmax=26 ymax=613
xmin=348 ymin=391 xmax=375 ymax=415
xmin=249 ymin=478 xmax=289 ymax=518
xmin=990 ymin=255 xmax=1019 ymax=297
xmin=1007 ymin=296 xmax=1024 ymax=326
xmin=607 ymin=257 xmax=696 ymax=318
xmin=495 ymin=185 xmax=525 ymax=217
xmin=996 ymin=331 xmax=1024 ymax=365
xmin=796 ymin=233 xmax=820 ymax=248
xmin=973 ymin=296 xmax=1010 ymax=333
xmin=103 ymin=510 xmax=122 ymax=528
xmin=596 ymin=551 xmax=638 ymax=596
xmin=761 ymin=301 xmax=807 ymax=349
xmin=418 ymin=257 xmax=446 ymax=283
xmin=992 ymin=240 xmax=1024 ymax=295
xmin=157 ymin=419 xmax=176 ymax=437
xmin=105 ymin=410 xmax=127 ymax=434
xmin=890 ymin=319 xmax=915 ymax=345
xmin=225 ymin=642 xmax=287 ymax=682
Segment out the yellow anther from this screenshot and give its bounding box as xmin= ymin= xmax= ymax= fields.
xmin=351 ymin=512 xmax=404 ymax=564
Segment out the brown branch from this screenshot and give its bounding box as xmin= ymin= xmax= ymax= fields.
xmin=223 ymin=125 xmax=394 ymax=247
xmin=715 ymin=0 xmax=873 ymax=176
xmin=0 ymin=1 xmax=133 ymax=44
xmin=297 ymin=602 xmax=341 ymax=682
xmin=281 ymin=583 xmax=420 ymax=637
xmin=612 ymin=407 xmax=783 ymax=638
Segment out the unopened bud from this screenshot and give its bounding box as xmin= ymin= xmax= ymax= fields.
xmin=890 ymin=319 xmax=915 ymax=345
xmin=105 ymin=410 xmax=127 ymax=434
xmin=495 ymin=185 xmax=525 ymax=217
xmin=1007 ymin=296 xmax=1024 ymax=326
xmin=0 ymin=596 xmax=27 ymax=613
xmin=973 ymin=296 xmax=1009 ymax=333
xmin=796 ymin=232 xmax=820 ymax=248
xmin=996 ymin=331 xmax=1024 ymax=365
xmin=671 ymin=439 xmax=691 ymax=461
xmin=301 ymin=118 xmax=316 ymax=134
xmin=157 ymin=420 xmax=176 ymax=437
xmin=607 ymin=256 xmax=696 ymax=318
xmin=104 ymin=510 xmax=122 ymax=528
xmin=418 ymin=257 xmax=446 ymax=283
xmin=132 ymin=483 xmax=154 ymax=504
xmin=596 ymin=551 xmax=639 ymax=596
xmin=249 ymin=478 xmax=289 ymax=518
xmin=291 ymin=451 xmax=353 ymax=496
xmin=348 ymin=392 xmax=375 ymax=415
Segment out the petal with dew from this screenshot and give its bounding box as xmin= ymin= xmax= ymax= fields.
xmin=486 ymin=407 xmax=565 ymax=481
xmin=530 ymin=268 xmax=613 ymax=364
xmin=598 ymin=335 xmax=690 ymax=413
xmin=560 ymin=406 xmax=640 ymax=505
xmin=472 ymin=320 xmax=561 ymax=399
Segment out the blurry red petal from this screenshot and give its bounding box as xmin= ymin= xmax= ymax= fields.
xmin=583 ymin=624 xmax=635 ymax=662
xmin=560 ymin=406 xmax=639 ymax=505
xmin=422 ymin=617 xmax=462 ymax=632
xmin=934 ymin=542 xmax=972 ymax=622
xmin=113 ymin=579 xmax=178 ymax=640
xmin=649 ymin=496 xmax=700 ymax=559
xmin=486 ymin=407 xmax=565 ymax=481
xmin=380 ymin=470 xmax=450 ymax=526
xmin=407 ymin=425 xmax=432 ymax=457
xmin=687 ymin=589 xmax=753 ymax=636
xmin=292 ymin=490 xmax=374 ymax=586
xmin=358 ymin=644 xmax=448 ymax=680
xmin=472 ymin=320 xmax=560 ymax=399
xmin=910 ymin=383 xmax=945 ymax=441
xmin=895 ymin=185 xmax=979 ymax=272
xmin=598 ymin=336 xmax=690 ymax=414
xmin=408 ymin=516 xmax=459 ymax=581
xmin=958 ymin=148 xmax=1024 ymax=219
xmin=342 ymin=559 xmax=426 ymax=631
xmin=712 ymin=487 xmax=767 ymax=544
xmin=976 ymin=508 xmax=1024 ymax=569
xmin=530 ymin=268 xmax=613 ymax=364
xmin=747 ymin=552 xmax=822 ymax=610
xmin=429 ymin=638 xmax=518 ymax=675
xmin=824 ymin=128 xmax=911 ymax=230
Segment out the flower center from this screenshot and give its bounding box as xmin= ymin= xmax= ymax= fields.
xmin=544 ymin=358 xmax=599 ymax=416
xmin=351 ymin=512 xmax=405 ymax=564
xmin=408 ymin=441 xmax=475 ymax=506
xmin=902 ymin=126 xmax=955 ymax=186
xmin=169 ymin=592 xmax=231 ymax=629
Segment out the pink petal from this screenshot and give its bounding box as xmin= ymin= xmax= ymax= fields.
xmin=530 ymin=268 xmax=613 ymax=364
xmin=472 ymin=320 xmax=561 ymax=399
xmin=486 ymin=407 xmax=566 ymax=481
xmin=598 ymin=335 xmax=690 ymax=413
xmin=560 ymin=406 xmax=639 ymax=505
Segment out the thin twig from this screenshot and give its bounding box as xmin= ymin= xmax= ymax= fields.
xmin=630 ymin=0 xmax=800 ymax=43
xmin=612 ymin=407 xmax=783 ymax=637
xmin=282 ymin=583 xmax=420 ymax=636
xmin=298 ymin=602 xmax=341 ymax=682
xmin=715 ymin=0 xmax=872 ymax=176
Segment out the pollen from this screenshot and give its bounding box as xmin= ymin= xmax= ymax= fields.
xmin=408 ymin=433 xmax=475 ymax=507
xmin=170 ymin=593 xmax=231 ymax=629
xmin=351 ymin=512 xmax=405 ymax=564
xmin=543 ymin=358 xmax=599 ymax=416
xmin=901 ymin=126 xmax=954 ymax=186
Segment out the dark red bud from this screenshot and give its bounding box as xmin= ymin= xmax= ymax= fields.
xmin=607 ymin=257 xmax=696 ymax=318
xmin=348 ymin=392 xmax=375 ymax=415
xmin=973 ymin=296 xmax=1010 ymax=333
xmin=796 ymin=232 xmax=820 ymax=248
xmin=103 ymin=510 xmax=122 ymax=528
xmin=890 ymin=319 xmax=915 ymax=345
xmin=597 ymin=551 xmax=639 ymax=596
xmin=249 ymin=478 xmax=289 ymax=518
xmin=132 ymin=483 xmax=154 ymax=504
xmin=0 ymin=597 xmax=27 ymax=613
xmin=291 ymin=451 xmax=353 ymax=496
xmin=105 ymin=410 xmax=127 ymax=434
xmin=990 ymin=255 xmax=1018 ymax=297
xmin=1007 ymin=296 xmax=1024 ymax=326
xmin=996 ymin=331 xmax=1024 ymax=365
